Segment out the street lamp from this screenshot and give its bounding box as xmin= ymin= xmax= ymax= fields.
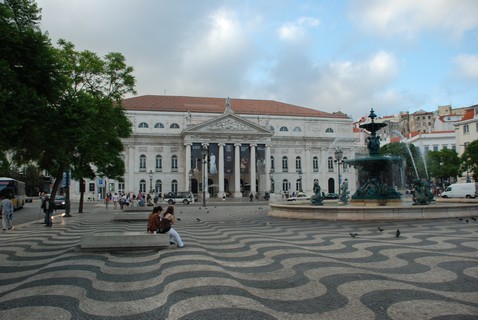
xmin=334 ymin=147 xmax=344 ymax=196
xmin=298 ymin=169 xmax=303 ymax=192
xmin=201 ymin=146 xmax=208 ymax=207
xmin=149 ymin=170 xmax=153 ymax=194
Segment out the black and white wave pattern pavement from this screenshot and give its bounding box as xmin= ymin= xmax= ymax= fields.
xmin=1 ymin=206 xmax=478 ymax=319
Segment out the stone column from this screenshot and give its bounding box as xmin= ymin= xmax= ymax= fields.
xmin=234 ymin=143 xmax=241 ymax=198
xmin=265 ymin=144 xmax=271 ymax=192
xmin=250 ymin=144 xmax=256 ymax=196
xmin=128 ymin=146 xmax=135 ymax=193
xmin=218 ymin=143 xmax=225 ymax=197
xmin=185 ymin=143 xmax=191 ymax=191
xmin=304 ymin=148 xmax=311 ymax=194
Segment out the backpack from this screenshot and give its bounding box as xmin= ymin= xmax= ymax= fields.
xmin=157 ymin=216 xmax=171 ymax=233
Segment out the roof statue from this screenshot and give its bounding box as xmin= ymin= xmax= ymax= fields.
xmin=224 ymin=97 xmax=233 ymax=114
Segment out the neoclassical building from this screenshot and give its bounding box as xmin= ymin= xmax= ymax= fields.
xmin=71 ymin=95 xmax=357 ymax=200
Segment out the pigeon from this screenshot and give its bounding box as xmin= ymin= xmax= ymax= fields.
xmin=395 ymin=229 xmax=400 ymax=237
xmin=466 ymin=219 xmax=469 ymax=223
xmin=472 ymin=217 xmax=477 ymax=221
xmin=196 ymin=218 xmax=201 ymax=222
xmin=349 ymin=232 xmax=358 ymax=238
xmin=378 ymin=227 xmax=384 ymax=232
xmin=199 ymin=207 xmax=202 ymax=210
xmin=206 ymin=211 xmax=209 ymax=214
xmin=177 ymin=218 xmax=181 ymax=221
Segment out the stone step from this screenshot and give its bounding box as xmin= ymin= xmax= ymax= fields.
xmin=81 ymin=231 xmax=170 ymax=251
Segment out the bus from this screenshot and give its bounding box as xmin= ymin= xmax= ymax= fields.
xmin=0 ymin=177 xmax=26 ymax=210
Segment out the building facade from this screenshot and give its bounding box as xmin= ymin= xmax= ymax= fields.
xmin=70 ymin=95 xmax=357 ymax=200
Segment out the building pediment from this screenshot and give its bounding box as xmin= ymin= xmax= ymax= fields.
xmin=183 ymin=113 xmax=272 ymax=136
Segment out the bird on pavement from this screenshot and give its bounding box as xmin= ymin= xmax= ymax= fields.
xmin=466 ymin=219 xmax=469 ymax=223
xmin=177 ymin=218 xmax=181 ymax=221
xmin=472 ymin=217 xmax=477 ymax=221
xmin=378 ymin=227 xmax=384 ymax=232
xmin=395 ymin=229 xmax=400 ymax=237
xmin=196 ymin=218 xmax=201 ymax=222
xmin=349 ymin=232 xmax=358 ymax=238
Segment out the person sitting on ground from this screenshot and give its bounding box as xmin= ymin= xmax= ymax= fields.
xmin=163 ymin=205 xmax=184 ymax=248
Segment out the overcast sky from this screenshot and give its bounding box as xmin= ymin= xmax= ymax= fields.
xmin=36 ymin=0 xmax=478 ymax=120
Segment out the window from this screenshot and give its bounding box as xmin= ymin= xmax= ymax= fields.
xmin=313 ymin=156 xmax=319 ymax=172
xmin=327 ymin=156 xmax=334 ymax=172
xmin=118 ymin=182 xmax=125 ymax=193
xmin=293 ymin=127 xmax=302 ymax=132
xmin=296 ymin=178 xmax=302 ymax=192
xmin=154 ymin=122 xmax=164 ymax=128
xmin=171 ymin=155 xmax=178 ymax=171
xmin=282 ymin=156 xmax=288 ymax=172
xmin=139 ymin=155 xmax=146 ymax=172
xmin=170 ymin=123 xmax=180 ymax=129
xmin=295 ymin=156 xmax=301 ymax=171
xmin=279 ymin=126 xmax=288 ymax=132
xmin=282 ymin=179 xmax=289 ymax=192
xmin=451 ymin=144 xmax=456 ymax=151
xmin=270 ymin=156 xmax=275 ymax=171
xmin=155 ymin=155 xmax=162 ymax=171
xmin=155 ymin=180 xmax=162 ymax=194
xmin=464 ymin=124 xmax=469 ymax=134
xmin=171 ymin=180 xmax=178 ymax=193
xmin=342 ymin=157 xmax=348 ymax=172
xmin=464 ymin=142 xmax=469 ymax=150
xmin=138 ymin=122 xmax=149 ymax=128
xmin=424 ymin=146 xmax=429 ymax=153
xmin=326 ymin=128 xmax=334 ymax=133
xmin=433 ymin=145 xmax=438 ymax=151
xmin=139 ymin=179 xmax=146 ymax=193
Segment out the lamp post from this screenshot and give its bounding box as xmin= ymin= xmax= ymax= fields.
xmin=149 ymin=170 xmax=153 ymax=194
xmin=334 ymin=147 xmax=344 ymax=196
xmin=298 ymin=169 xmax=303 ymax=192
xmin=201 ymin=146 xmax=208 ymax=207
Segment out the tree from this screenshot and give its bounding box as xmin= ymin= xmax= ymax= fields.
xmin=426 ymin=149 xmax=460 ymax=188
xmin=380 ymin=142 xmax=426 ymax=186
xmin=460 ymin=139 xmax=478 ymax=181
xmin=0 ymin=0 xmax=63 ymax=151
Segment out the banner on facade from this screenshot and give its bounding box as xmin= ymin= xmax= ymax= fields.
xmin=208 ymin=143 xmax=218 ymax=175
xmin=256 ymin=144 xmax=266 ymax=174
xmin=224 ymin=144 xmax=234 ymax=174
xmin=192 ymin=143 xmax=202 ymax=175
xmin=240 ymin=145 xmax=250 ymax=173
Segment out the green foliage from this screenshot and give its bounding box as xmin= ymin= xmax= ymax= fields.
xmin=426 ymin=149 xmax=460 ymax=186
xmin=460 ymin=139 xmax=478 ymax=181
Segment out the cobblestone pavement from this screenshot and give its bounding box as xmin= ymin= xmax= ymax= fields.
xmin=1 ymin=203 xmax=478 ymax=319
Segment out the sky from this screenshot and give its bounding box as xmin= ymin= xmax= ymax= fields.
xmin=35 ymin=0 xmax=478 ymax=120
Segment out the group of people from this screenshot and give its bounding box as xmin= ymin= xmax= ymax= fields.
xmin=147 ymin=205 xmax=184 ymax=248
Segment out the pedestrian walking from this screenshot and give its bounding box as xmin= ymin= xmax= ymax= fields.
xmin=112 ymin=193 xmax=119 ymax=209
xmin=1 ymin=195 xmax=14 ymax=231
xmin=41 ymin=195 xmax=54 ymax=227
xmin=249 ymin=192 xmax=253 ymax=202
xmin=105 ymin=195 xmax=110 ymax=210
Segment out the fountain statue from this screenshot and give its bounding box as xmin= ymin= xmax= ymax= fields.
xmin=411 ymin=179 xmax=434 ymax=205
xmin=310 ymin=180 xmax=324 ymax=205
xmin=345 ymin=109 xmax=403 ymax=205
xmin=339 ymin=180 xmax=350 ymax=204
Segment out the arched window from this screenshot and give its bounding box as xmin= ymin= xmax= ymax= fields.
xmin=282 ymin=156 xmax=288 ymax=172
xmin=155 ymin=180 xmax=162 ymax=194
xmin=325 ymin=128 xmax=334 ymax=133
xmin=270 ymin=156 xmax=275 ymax=171
xmin=279 ymin=126 xmax=288 ymax=132
xmin=155 ymin=155 xmax=162 ymax=171
xmin=327 ymin=156 xmax=334 ymax=172
xmin=139 ymin=179 xmax=146 ymax=193
xmin=139 ymin=155 xmax=146 ymax=172
xmin=154 ymin=122 xmax=164 ymax=128
xmin=295 ymin=156 xmax=302 ymax=171
xmin=293 ymin=127 xmax=302 ymax=132
xmin=139 ymin=122 xmax=149 ymax=128
xmin=313 ymin=156 xmax=319 ymax=172
xmin=282 ymin=179 xmax=289 ymax=192
xmin=171 ymin=155 xmax=178 ymax=171
xmin=171 ymin=179 xmax=178 ymax=193
xmin=170 ymin=123 xmax=180 ymax=129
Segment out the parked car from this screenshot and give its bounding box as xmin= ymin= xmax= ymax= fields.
xmin=286 ymin=193 xmax=310 ymax=201
xmin=25 ymin=196 xmax=33 ymax=203
xmin=163 ymin=192 xmax=196 ymax=205
xmin=54 ymin=196 xmax=66 ymax=209
xmin=324 ymin=193 xmax=339 ymax=199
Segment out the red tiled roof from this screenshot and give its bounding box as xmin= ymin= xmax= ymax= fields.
xmin=390 ymin=136 xmax=401 ymax=143
xmin=122 ymin=95 xmax=349 ymax=119
xmin=462 ymin=109 xmax=474 ymax=121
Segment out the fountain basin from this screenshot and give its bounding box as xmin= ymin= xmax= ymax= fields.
xmin=269 ymin=199 xmax=478 ymax=221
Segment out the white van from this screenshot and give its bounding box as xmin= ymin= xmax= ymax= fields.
xmin=441 ymin=183 xmax=477 ymax=199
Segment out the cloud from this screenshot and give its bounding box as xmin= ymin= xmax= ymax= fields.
xmin=349 ymin=0 xmax=478 ymax=39
xmin=278 ymin=16 xmax=320 ymax=41
xmin=454 ymin=54 xmax=478 ymax=80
